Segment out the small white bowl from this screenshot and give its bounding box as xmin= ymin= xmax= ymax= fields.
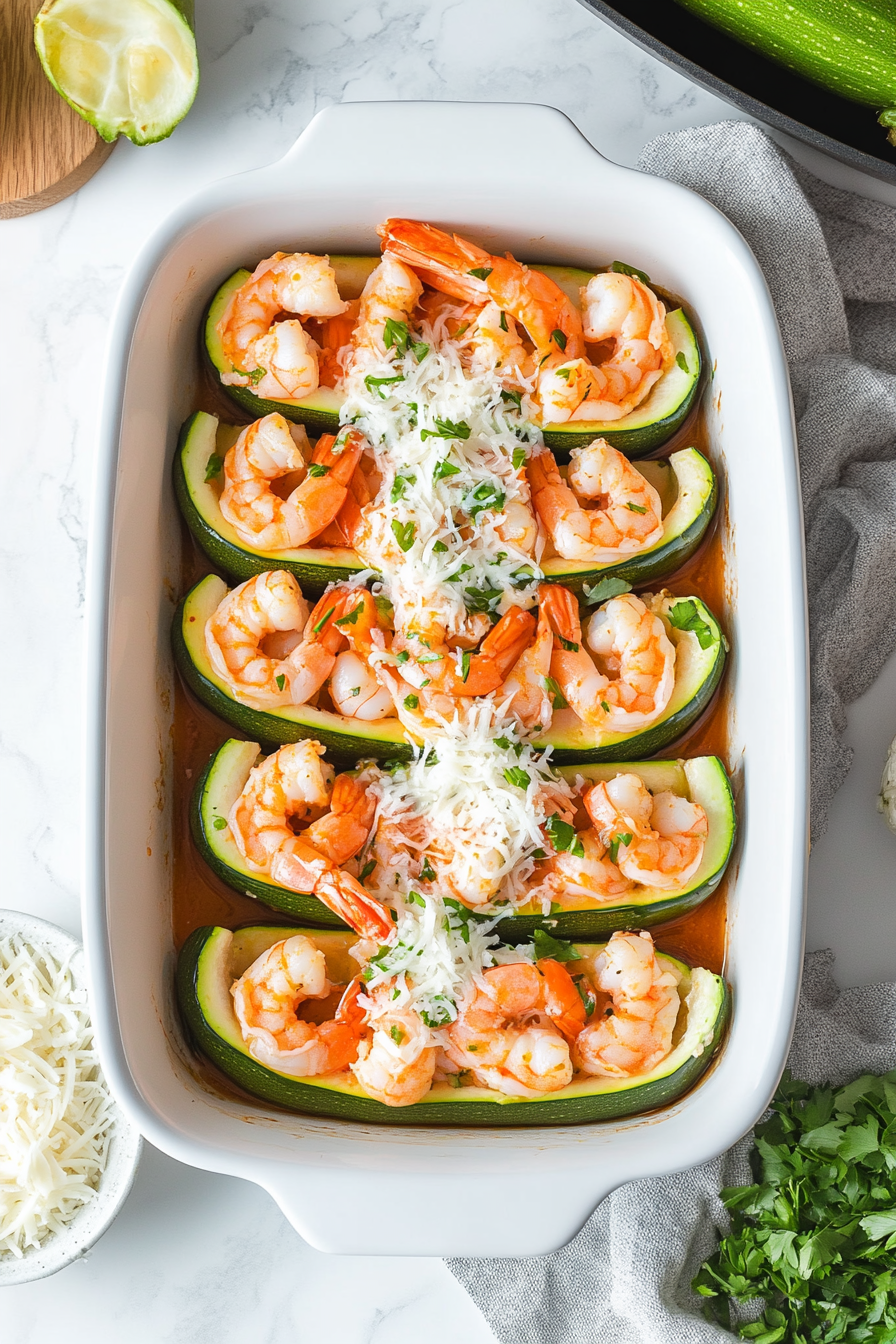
xmin=0 ymin=909 xmax=143 ymax=1286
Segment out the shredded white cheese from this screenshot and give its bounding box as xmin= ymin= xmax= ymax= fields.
xmin=340 ymin=310 xmax=545 ymax=639
xmin=0 ymin=935 xmax=116 ymax=1259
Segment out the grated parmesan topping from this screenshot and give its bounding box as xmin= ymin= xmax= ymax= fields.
xmin=0 ymin=935 xmax=116 ymax=1259
xmin=340 ymin=311 xmax=544 ymax=639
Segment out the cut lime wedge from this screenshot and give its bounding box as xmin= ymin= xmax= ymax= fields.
xmin=34 ymin=0 xmax=199 ymax=146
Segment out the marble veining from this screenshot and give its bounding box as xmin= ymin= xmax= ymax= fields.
xmin=1 ymin=0 xmax=885 ymax=1334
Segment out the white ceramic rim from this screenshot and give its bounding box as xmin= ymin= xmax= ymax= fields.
xmin=0 ymin=909 xmax=143 ymax=1285
xmin=83 ymin=101 xmax=809 ymax=1257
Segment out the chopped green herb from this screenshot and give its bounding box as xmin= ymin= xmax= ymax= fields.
xmin=375 ymin=594 xmax=394 ymax=618
xmin=555 ymin=366 xmax=572 ymax=382
xmin=694 ymin=1070 xmax=896 ymax=1343
xmin=432 ymin=540 xmax=449 ymax=554
xmin=420 ymin=678 xmax=430 ymax=688
xmin=466 ymin=480 xmax=505 ymax=519
xmin=500 ymin=389 xmax=522 ymax=411
xmin=420 ymin=996 xmax=455 ymax=1029
xmin=391 ymin=988 xmax=400 ymax=1000
xmin=390 ymin=470 xmax=416 ymax=503
xmin=448 ymin=1070 xmax=469 ymax=1088
xmin=365 ymin=373 xmax=405 ymax=399
xmin=420 ymin=417 xmax=471 ymax=441
xmin=212 ymin=816 xmax=228 ymax=831
xmin=668 ymin=599 xmax=716 ymax=650
xmin=307 ymin=461 xmax=331 ymax=478
xmin=274 ymin=673 xmax=286 ymax=692
xmin=468 ymin=266 xmax=493 ymax=280
xmin=391 ymin=519 xmax=417 ymax=552
xmin=350 ymin=686 xmax=361 ymax=696
xmin=432 ymin=458 xmax=460 ymax=481
xmin=611 ymin=260 xmax=650 ymax=285
xmin=389 ymin=1025 xmax=405 ymax=1045
xmin=626 ymin=501 xmax=647 ymax=514
xmin=533 ymin=927 xmax=580 ymax=962
xmin=499 ymin=310 xmax=508 ymax=332
xmin=359 ymin=859 xmax=376 ymax=883
xmin=204 ymin=452 xmax=224 ymax=482
xmin=531 ymin=848 xmax=547 ymax=861
xmin=407 ymin=890 xmax=426 ymax=908
xmin=600 ymin=699 xmax=610 ymax=713
xmin=543 ymin=675 xmax=569 ymax=710
xmin=417 ymin=653 xmax=443 ymax=664
xmin=396 ymin=651 xmax=410 ymax=664
xmin=582 ymin=576 xmax=633 ymax=606
xmin=608 ymin=831 xmax=632 ymax=864
xmin=411 ymin=341 xmax=430 ymax=362
xmin=403 ymin=694 xmax=419 ymax=710
xmin=420 ymin=856 xmax=436 ymax=882
xmin=676 ymin=350 xmax=689 ymax=374
xmin=463 ymin=584 xmax=503 ymax=615
xmin=494 ymin=736 xmax=511 ymax=750
xmin=335 ymin=605 xmax=361 ymax=626
xmin=511 ymin=446 xmax=526 ymax=471
xmin=383 ymin=318 xmax=410 ymax=355
xmin=574 ymin=974 xmax=597 ymax=1016
xmin=460 ymin=650 xmax=472 ymax=683
xmin=454 ymin=321 xmax=470 ymax=338
xmin=545 ymin=813 xmax=584 ymax=858
xmin=312 ymin=605 xmax=336 ymax=634
xmin=503 ymin=766 xmax=530 ymax=790
xmin=559 ymin=636 xmax=579 ymax=653
xmin=551 ymin=328 xmax=567 ymax=351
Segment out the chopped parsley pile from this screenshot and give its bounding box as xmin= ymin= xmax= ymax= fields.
xmin=694 ymin=1070 xmax=896 ymax=1342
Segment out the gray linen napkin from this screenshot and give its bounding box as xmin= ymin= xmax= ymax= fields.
xmin=639 ymin=122 xmax=896 ymax=843
xmin=449 ymin=121 xmax=896 ymax=1337
xmin=449 ymin=950 xmax=896 ymax=1342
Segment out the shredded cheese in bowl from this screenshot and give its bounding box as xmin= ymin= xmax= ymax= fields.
xmin=0 ymin=932 xmax=118 ymax=1261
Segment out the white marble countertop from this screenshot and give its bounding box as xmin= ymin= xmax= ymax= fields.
xmin=4 ymin=0 xmax=896 ymax=1335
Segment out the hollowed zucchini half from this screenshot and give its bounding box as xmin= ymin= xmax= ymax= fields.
xmin=176 ymin=923 xmax=729 ymax=1126
xmin=501 ymin=755 xmax=735 ymax=941
xmin=172 ymin=575 xmax=727 ymax=764
xmin=173 ymin=412 xmax=362 ymax=591
xmin=204 ymin=260 xmax=702 ymax=459
xmin=175 ymin=409 xmax=716 ymax=595
xmin=192 ymin=742 xmax=734 ymax=938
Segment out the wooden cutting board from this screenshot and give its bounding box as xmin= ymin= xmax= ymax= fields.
xmin=1 ymin=0 xmax=114 ymax=219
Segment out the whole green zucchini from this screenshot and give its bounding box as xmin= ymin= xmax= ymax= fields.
xmin=674 ymin=0 xmax=896 ymax=143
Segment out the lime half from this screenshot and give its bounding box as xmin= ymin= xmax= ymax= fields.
xmin=34 ymin=0 xmax=199 ymax=145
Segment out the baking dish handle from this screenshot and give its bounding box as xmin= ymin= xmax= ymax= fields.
xmin=261 ymin=1164 xmax=614 ymax=1257
xmin=272 ymin=100 xmax=615 ymax=196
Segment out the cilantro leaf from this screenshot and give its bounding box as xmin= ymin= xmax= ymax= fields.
xmin=676 ymin=350 xmax=689 ymax=374
xmin=532 ymin=928 xmax=580 ymax=962
xmin=307 ymin=461 xmax=331 ymax=478
xmin=204 ymin=452 xmax=224 ymax=482
xmin=503 ymin=766 xmax=530 ymax=790
xmin=610 ymin=259 xmax=651 ymax=285
xmin=391 ymin=519 xmax=417 ymax=552
xmin=668 ymin=599 xmax=716 ymax=650
xmin=582 ymin=576 xmax=632 ymax=606
xmin=432 ymin=458 xmax=460 ymax=480
xmin=421 ymin=417 xmax=472 ymax=441
xmin=545 ymin=814 xmax=584 ymax=858
xmin=383 ymin=318 xmax=409 ymax=355
xmin=468 ymin=266 xmax=493 ymax=280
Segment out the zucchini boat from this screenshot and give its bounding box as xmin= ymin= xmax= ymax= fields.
xmin=173 ymin=412 xmax=362 ymax=591
xmin=175 ymin=409 xmax=717 ymax=593
xmin=192 ymin=742 xmax=734 ymax=938
xmin=204 ymin=259 xmax=701 ymax=459
xmin=172 ymin=574 xmax=727 ymax=763
xmin=502 ymin=756 xmax=735 ymax=941
xmin=177 ymin=923 xmax=730 ymax=1126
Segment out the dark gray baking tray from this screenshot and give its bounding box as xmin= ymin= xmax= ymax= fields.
xmin=578 ymin=0 xmax=896 ymax=185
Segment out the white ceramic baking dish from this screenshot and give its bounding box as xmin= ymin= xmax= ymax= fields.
xmin=83 ymin=101 xmax=808 ymax=1257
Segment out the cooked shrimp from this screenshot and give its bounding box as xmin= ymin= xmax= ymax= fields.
xmin=329 ymin=649 xmax=395 ymax=720
xmin=537 ymin=584 xmax=611 ymax=729
xmin=347 ymin=982 xmax=436 ymax=1107
xmin=228 ymin=740 xmax=333 ymax=870
xmin=232 ymin=935 xmax=365 ymax=1076
xmin=217 ymin=252 xmax=347 ymax=400
xmin=528 ymin=441 xmax=664 ymax=562
xmin=395 ymin=606 xmax=537 ymax=700
xmin=444 ymin=959 xmax=586 ymax=1096
xmin=573 ymin=931 xmax=681 ymax=1077
xmin=583 ymin=592 xmax=675 ymax=729
xmin=541 ymin=827 xmax=633 ymax=903
xmin=583 ymin=775 xmax=708 ymax=889
xmin=351 ymin=255 xmax=423 ymax=367
xmin=497 ymin=604 xmax=554 ymax=731
xmin=219 ymin=416 xmax=364 ymax=551
xmin=469 ymin=300 xmax=529 ymax=378
xmin=205 ymin=571 xmax=310 ymax=708
xmin=378 ymin=218 xmax=584 ymax=374
xmin=539 ymin=271 xmax=672 ymax=425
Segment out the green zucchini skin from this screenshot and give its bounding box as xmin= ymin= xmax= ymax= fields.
xmin=204 ymin=264 xmax=703 ymax=459
xmin=176 ymin=924 xmax=730 ymax=1127
xmin=175 ymin=409 xmax=717 ymax=595
xmin=192 ymin=742 xmax=735 ymax=939
xmin=173 ymin=575 xmax=727 ymax=764
xmin=673 ymin=0 xmax=896 ymax=117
